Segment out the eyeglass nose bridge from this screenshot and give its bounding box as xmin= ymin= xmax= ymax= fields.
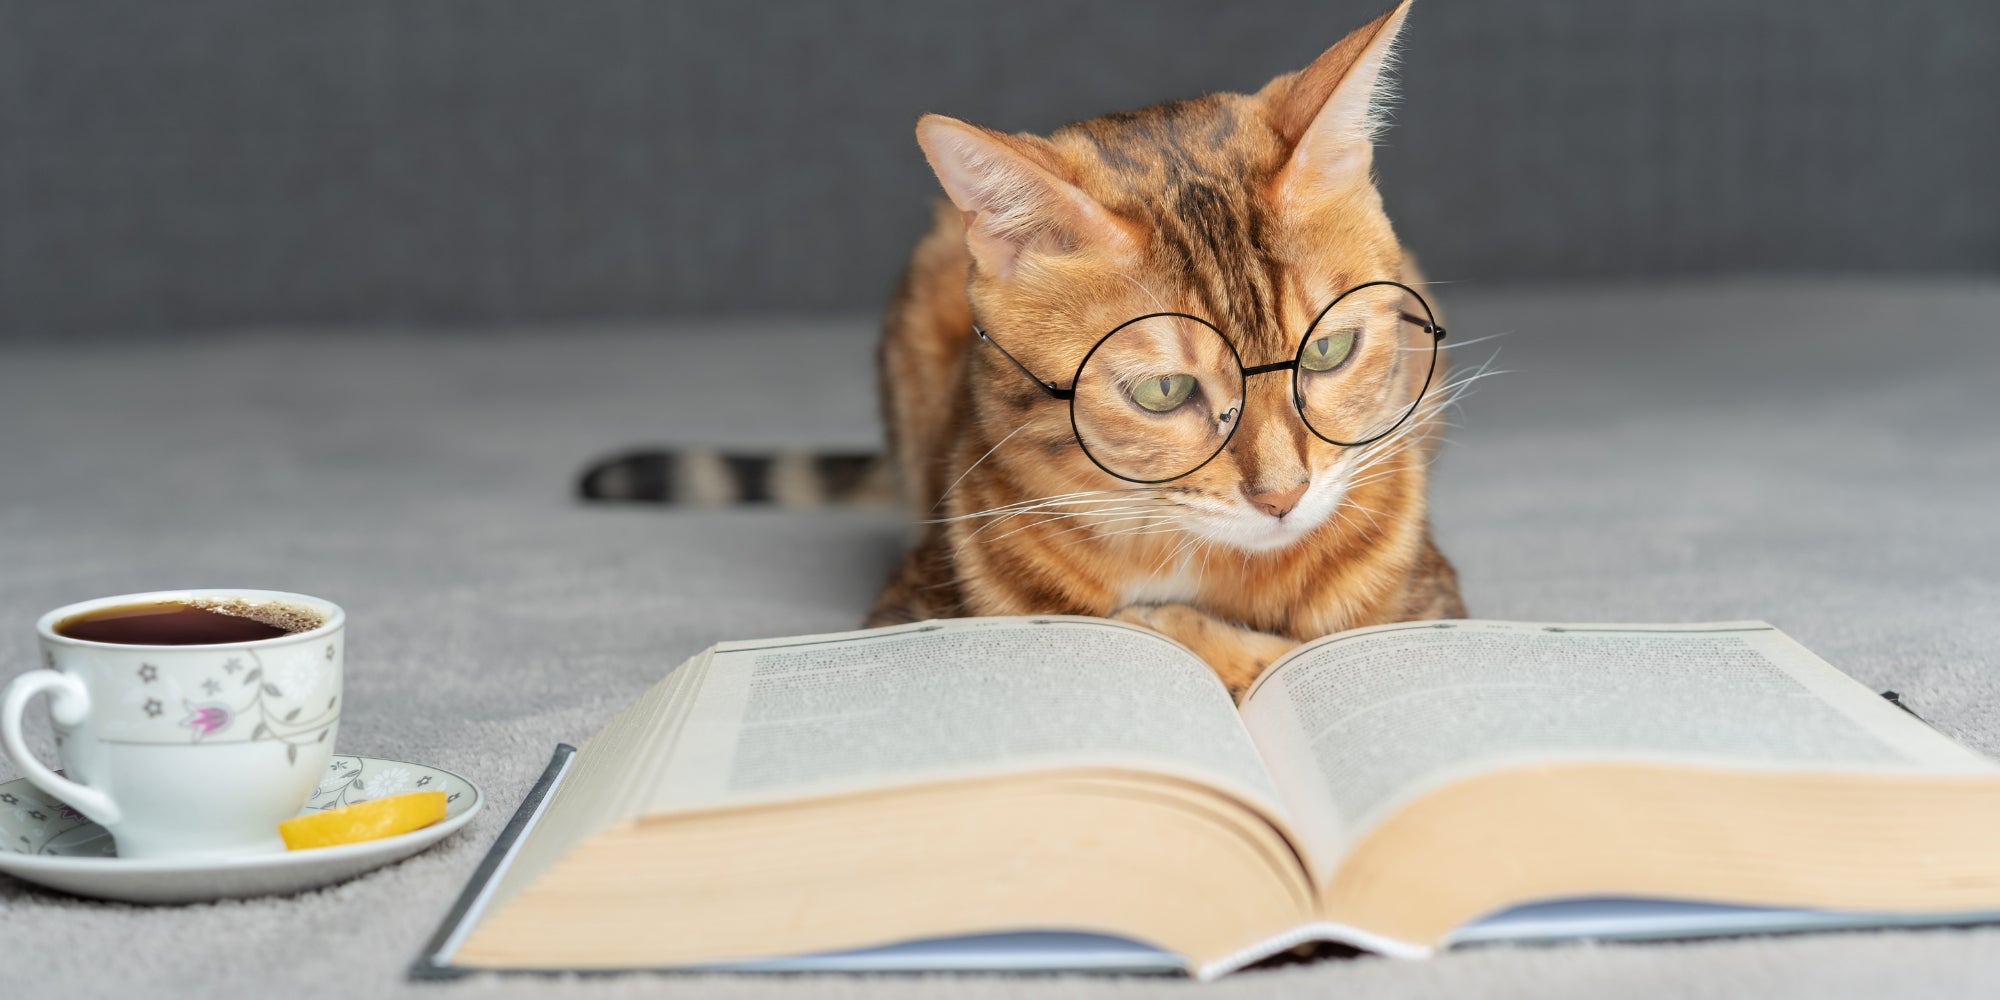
xmin=1215 ymin=359 xmax=1300 ymax=428
xmin=1241 ymin=359 xmax=1297 ymax=379
xmin=1203 ymin=357 xmax=1290 ymax=433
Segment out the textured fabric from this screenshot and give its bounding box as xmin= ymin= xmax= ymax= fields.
xmin=3 ymin=0 xmax=1997 ymax=339
xmin=2 ymin=280 xmax=1999 ymax=998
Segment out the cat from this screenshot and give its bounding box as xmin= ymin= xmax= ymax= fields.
xmin=866 ymin=0 xmax=1464 ymax=697
xmin=581 ymin=0 xmax=1467 ymax=699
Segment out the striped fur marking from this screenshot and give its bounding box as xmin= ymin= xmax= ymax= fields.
xmin=578 ymin=448 xmax=892 ymax=509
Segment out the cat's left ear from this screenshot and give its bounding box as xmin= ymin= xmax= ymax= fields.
xmin=1266 ymin=0 xmax=1413 ymax=203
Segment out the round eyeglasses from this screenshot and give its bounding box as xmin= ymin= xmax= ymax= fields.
xmin=973 ymin=280 xmax=1446 ymax=484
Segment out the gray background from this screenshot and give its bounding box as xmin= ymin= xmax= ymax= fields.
xmin=3 ymin=0 xmax=1996 ymax=340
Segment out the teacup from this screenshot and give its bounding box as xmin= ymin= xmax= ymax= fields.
xmin=1 ymin=590 xmax=344 ymax=859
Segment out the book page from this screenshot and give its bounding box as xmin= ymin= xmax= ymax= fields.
xmin=641 ymin=617 xmax=1288 ymax=822
xmin=470 ymin=652 xmax=712 ymax=919
xmin=1238 ymin=620 xmax=1994 ymax=878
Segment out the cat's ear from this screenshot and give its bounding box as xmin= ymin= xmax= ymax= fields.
xmin=916 ymin=114 xmax=1134 ymax=279
xmin=1266 ymin=0 xmax=1413 ymax=203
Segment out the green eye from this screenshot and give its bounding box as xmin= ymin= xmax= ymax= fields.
xmin=1300 ymin=330 xmax=1357 ymax=372
xmin=1130 ymin=373 xmax=1197 ymax=413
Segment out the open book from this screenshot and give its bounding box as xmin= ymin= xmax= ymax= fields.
xmin=415 ymin=618 xmax=2000 ymax=980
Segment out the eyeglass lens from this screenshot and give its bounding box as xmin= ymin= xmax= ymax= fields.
xmin=1293 ymin=282 xmax=1434 ymax=447
xmin=1071 ymin=314 xmax=1245 ymax=484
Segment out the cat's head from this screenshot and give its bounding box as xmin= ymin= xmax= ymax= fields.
xmin=918 ymin=1 xmax=1433 ymax=554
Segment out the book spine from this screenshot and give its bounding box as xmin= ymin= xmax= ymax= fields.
xmin=408 ymin=743 xmax=579 ymax=979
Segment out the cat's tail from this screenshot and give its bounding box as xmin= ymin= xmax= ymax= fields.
xmin=577 ymin=448 xmax=896 ymax=509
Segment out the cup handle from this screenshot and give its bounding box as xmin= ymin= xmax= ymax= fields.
xmin=1 ymin=670 xmax=121 ymax=826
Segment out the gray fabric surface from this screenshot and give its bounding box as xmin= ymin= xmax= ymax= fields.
xmin=5 ymin=0 xmax=1997 ymax=339
xmin=2 ymin=278 xmax=1998 ymax=998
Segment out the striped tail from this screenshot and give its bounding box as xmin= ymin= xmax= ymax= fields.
xmin=577 ymin=448 xmax=895 ymax=509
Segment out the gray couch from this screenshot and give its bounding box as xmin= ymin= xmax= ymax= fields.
xmin=4 ymin=0 xmax=1996 ymax=340
xmin=5 ymin=279 xmax=1999 ymax=998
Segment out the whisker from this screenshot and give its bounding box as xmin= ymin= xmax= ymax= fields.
xmin=1330 ymin=504 xmax=1360 ymax=535
xmin=1338 ymin=497 xmax=1388 ymax=532
xmin=967 ymin=502 xmax=1177 ymax=529
xmin=1345 ymin=465 xmax=1413 ymax=490
xmin=1148 ymin=530 xmax=1203 ymax=579
xmin=969 ymin=500 xmax=1171 ymax=521
xmin=1333 ymin=350 xmax=1507 ymax=488
xmin=963 ymin=496 xmax=1175 ymax=518
xmin=967 ymin=500 xmax=1183 ymax=538
xmin=933 ymin=422 xmax=1031 ymax=510
xmin=958 ymin=487 xmax=1160 ymax=514
xmin=922 ymin=489 xmax=1168 ymax=525
xmin=1021 ymin=508 xmax=1181 ymax=528
xmin=1144 ymin=531 xmax=1188 ymax=577
xmin=986 ymin=510 xmax=1179 ymax=545
xmin=1046 ymin=512 xmax=1182 ymax=535
xmin=1400 ymin=330 xmax=1513 ymax=353
xmin=1091 ymin=522 xmax=1188 ymax=543
xmin=1114 ymin=270 xmax=1171 ymax=315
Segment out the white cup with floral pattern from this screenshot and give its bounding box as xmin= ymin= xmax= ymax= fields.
xmin=2 ymin=590 xmax=343 ymax=859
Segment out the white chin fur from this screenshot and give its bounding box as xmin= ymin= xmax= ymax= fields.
xmin=1184 ymin=473 xmax=1347 ymax=553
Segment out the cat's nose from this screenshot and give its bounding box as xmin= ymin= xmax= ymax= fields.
xmin=1243 ymin=481 xmax=1309 ymax=519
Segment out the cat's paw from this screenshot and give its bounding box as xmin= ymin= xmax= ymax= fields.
xmin=1110 ymin=604 xmax=1297 ymax=701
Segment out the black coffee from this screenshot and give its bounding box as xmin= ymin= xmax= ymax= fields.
xmin=55 ymin=599 xmax=323 ymax=646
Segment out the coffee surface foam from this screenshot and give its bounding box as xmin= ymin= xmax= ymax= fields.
xmin=185 ymin=596 xmax=327 ymax=634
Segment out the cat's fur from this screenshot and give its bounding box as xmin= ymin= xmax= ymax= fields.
xmin=867 ymin=0 xmax=1465 ymax=697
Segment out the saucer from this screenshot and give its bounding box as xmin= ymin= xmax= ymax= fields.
xmin=0 ymin=754 xmax=481 ymax=904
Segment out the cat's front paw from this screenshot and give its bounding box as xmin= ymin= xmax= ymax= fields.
xmin=1110 ymin=603 xmax=1297 ymax=701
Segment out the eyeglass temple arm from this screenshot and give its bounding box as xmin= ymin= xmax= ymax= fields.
xmin=973 ymin=326 xmax=1076 ymax=400
xmin=1401 ymin=311 xmax=1446 ymax=338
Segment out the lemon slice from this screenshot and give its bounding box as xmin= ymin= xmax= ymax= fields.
xmin=279 ymin=791 xmax=447 ymax=850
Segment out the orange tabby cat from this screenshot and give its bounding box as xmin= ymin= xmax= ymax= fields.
xmin=868 ymin=0 xmax=1466 ymax=697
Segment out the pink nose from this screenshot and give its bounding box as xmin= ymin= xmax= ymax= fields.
xmin=1244 ymin=481 xmax=1309 ymax=519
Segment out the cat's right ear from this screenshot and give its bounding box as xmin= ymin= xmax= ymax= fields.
xmin=916 ymin=115 xmax=1135 ymax=280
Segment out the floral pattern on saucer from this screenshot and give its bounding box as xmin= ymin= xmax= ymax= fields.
xmin=309 ymin=756 xmax=469 ymax=812
xmin=0 ymin=755 xmax=476 ymax=858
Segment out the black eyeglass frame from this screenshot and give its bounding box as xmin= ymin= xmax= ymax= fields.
xmin=972 ymin=279 xmax=1448 ymax=484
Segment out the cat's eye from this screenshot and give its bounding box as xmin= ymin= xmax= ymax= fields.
xmin=1299 ymin=330 xmax=1357 ymax=372
xmin=1130 ymin=374 xmax=1197 ymax=413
